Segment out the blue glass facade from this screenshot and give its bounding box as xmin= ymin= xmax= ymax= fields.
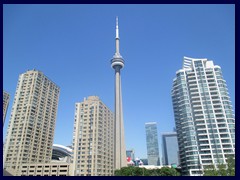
xmin=172 ymin=57 xmax=235 ymax=176
xmin=126 ymin=149 xmax=135 ymax=160
xmin=145 ymin=122 xmax=160 ymax=166
xmin=162 ymin=132 xmax=179 ymax=166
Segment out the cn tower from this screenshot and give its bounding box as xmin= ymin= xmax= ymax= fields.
xmin=111 ymin=17 xmax=127 ymax=169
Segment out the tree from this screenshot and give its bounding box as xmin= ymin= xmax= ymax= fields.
xmin=114 ymin=166 xmax=180 ymax=176
xmin=203 ymin=165 xmax=218 ymax=176
xmin=148 ymin=169 xmax=159 ymax=176
xmin=114 ymin=166 xmax=134 ymax=176
xmin=203 ymin=156 xmax=235 ymax=176
xmin=159 ymin=167 xmax=180 ymax=176
xmin=226 ymin=155 xmax=235 ymax=176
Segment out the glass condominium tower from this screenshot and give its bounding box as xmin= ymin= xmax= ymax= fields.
xmin=172 ymin=57 xmax=235 ymax=176
xmin=3 ymin=70 xmax=60 ymax=175
xmin=145 ymin=122 xmax=160 ymax=166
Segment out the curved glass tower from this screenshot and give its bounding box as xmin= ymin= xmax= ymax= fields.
xmin=172 ymin=57 xmax=235 ymax=176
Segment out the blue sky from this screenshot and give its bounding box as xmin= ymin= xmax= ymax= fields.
xmin=3 ymin=4 xmax=235 ymax=160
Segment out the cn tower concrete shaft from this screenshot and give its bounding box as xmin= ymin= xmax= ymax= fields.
xmin=111 ymin=17 xmax=127 ymax=170
xmin=114 ymin=67 xmax=127 ymax=169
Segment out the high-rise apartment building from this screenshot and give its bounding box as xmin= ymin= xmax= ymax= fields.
xmin=172 ymin=57 xmax=235 ymax=176
xmin=161 ymin=132 xmax=179 ymax=166
xmin=3 ymin=70 xmax=60 ymax=175
xmin=3 ymin=91 xmax=10 ymax=126
xmin=72 ymin=96 xmax=114 ymax=176
xmin=145 ymin=122 xmax=160 ymax=166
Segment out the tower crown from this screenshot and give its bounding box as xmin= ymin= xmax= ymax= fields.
xmin=111 ymin=17 xmax=124 ymax=69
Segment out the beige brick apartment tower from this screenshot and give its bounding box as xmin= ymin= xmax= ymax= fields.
xmin=72 ymin=96 xmax=114 ymax=176
xmin=111 ymin=17 xmax=127 ymax=169
xmin=3 ymin=91 xmax=10 ymax=126
xmin=3 ymin=70 xmax=60 ymax=175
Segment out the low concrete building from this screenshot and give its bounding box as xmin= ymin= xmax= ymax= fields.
xmin=138 ymin=165 xmax=171 ymax=169
xmin=19 ymin=162 xmax=73 ymax=176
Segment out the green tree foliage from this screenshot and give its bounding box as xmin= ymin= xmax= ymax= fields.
xmin=203 ymin=156 xmax=235 ymax=176
xmin=226 ymin=156 xmax=235 ymax=176
xmin=114 ymin=166 xmax=180 ymax=176
xmin=203 ymin=165 xmax=219 ymax=176
xmin=159 ymin=167 xmax=180 ymax=176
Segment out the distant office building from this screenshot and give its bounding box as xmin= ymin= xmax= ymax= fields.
xmin=72 ymin=96 xmax=114 ymax=176
xmin=126 ymin=149 xmax=135 ymax=166
xmin=126 ymin=149 xmax=135 ymax=161
xmin=52 ymin=144 xmax=73 ymax=163
xmin=141 ymin=159 xmax=148 ymax=165
xmin=162 ymin=132 xmax=179 ymax=166
xmin=172 ymin=57 xmax=235 ymax=176
xmin=3 ymin=69 xmax=60 ymax=175
xmin=3 ymin=91 xmax=10 ymax=126
xmin=145 ymin=122 xmax=160 ymax=166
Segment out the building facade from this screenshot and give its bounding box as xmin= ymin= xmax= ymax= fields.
xmin=3 ymin=91 xmax=10 ymax=126
xmin=145 ymin=122 xmax=160 ymax=166
xmin=172 ymin=57 xmax=235 ymax=176
xmin=141 ymin=159 xmax=148 ymax=165
xmin=126 ymin=149 xmax=135 ymax=166
xmin=72 ymin=96 xmax=114 ymax=176
xmin=161 ymin=132 xmax=179 ymax=166
xmin=19 ymin=162 xmax=72 ymax=176
xmin=3 ymin=69 xmax=60 ymax=175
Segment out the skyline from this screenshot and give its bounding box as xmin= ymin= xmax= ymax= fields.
xmin=3 ymin=4 xmax=235 ymax=159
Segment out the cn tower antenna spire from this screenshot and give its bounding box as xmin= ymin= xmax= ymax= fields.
xmin=116 ymin=16 xmax=119 ymax=39
xmin=115 ymin=16 xmax=121 ymax=56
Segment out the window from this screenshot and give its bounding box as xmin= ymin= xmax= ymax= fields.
xmin=60 ymin=170 xmax=67 ymax=172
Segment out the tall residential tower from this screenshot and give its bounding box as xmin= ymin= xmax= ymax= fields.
xmin=111 ymin=17 xmax=127 ymax=169
xmin=3 ymin=70 xmax=60 ymax=175
xmin=72 ymin=96 xmax=114 ymax=176
xmin=172 ymin=57 xmax=235 ymax=176
xmin=3 ymin=91 xmax=10 ymax=126
xmin=145 ymin=122 xmax=160 ymax=166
